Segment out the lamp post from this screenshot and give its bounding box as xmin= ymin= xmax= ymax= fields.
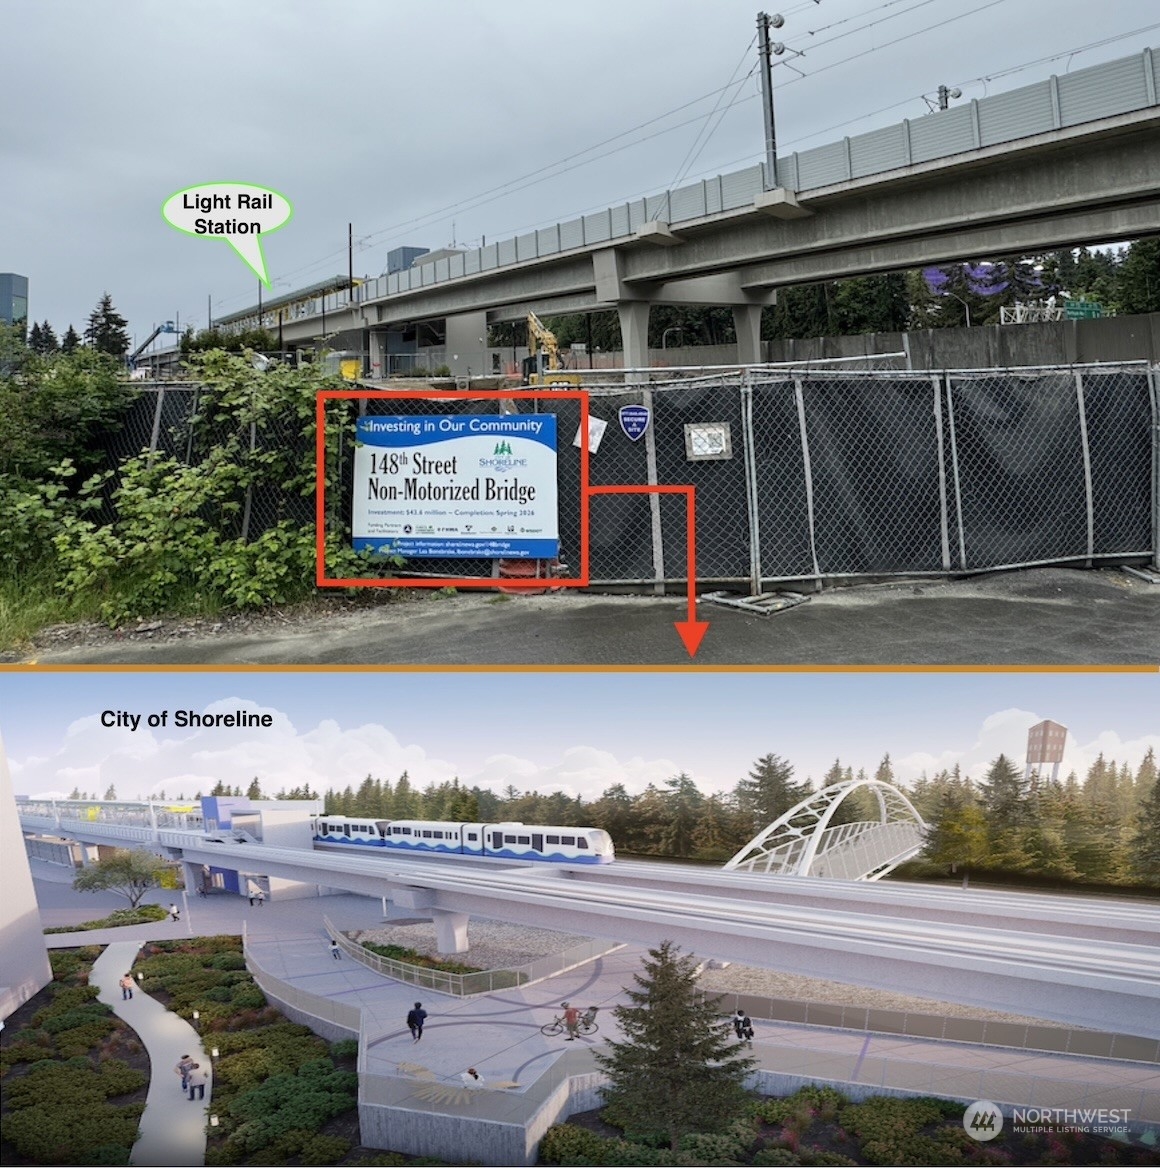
xmin=662 ymin=327 xmax=683 ymax=350
xmin=943 ymin=290 xmax=972 ymax=328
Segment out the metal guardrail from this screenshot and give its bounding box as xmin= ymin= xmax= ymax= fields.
xmin=324 ymin=915 xmax=623 ymax=997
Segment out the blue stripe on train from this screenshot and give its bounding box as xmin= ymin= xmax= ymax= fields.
xmin=314 ymin=836 xmax=605 ymax=863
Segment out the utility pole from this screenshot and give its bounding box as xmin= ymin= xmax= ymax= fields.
xmin=757 ymin=13 xmax=785 ymax=188
xmin=348 ymin=223 xmax=354 ymax=304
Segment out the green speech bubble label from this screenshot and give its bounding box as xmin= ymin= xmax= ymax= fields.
xmin=162 ymin=182 xmax=293 ymax=286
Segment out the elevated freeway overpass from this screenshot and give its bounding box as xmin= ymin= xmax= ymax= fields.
xmin=19 ymin=808 xmax=1160 ymax=1038
xmin=208 ymin=47 xmax=1160 ymax=375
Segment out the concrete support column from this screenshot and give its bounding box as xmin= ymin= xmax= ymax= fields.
xmin=432 ymin=910 xmax=470 ymax=954
xmin=444 ymin=310 xmax=489 ymax=378
xmin=368 ymin=331 xmax=387 ymax=380
xmin=180 ymin=860 xmax=204 ymax=896
xmin=617 ymin=301 xmax=651 ymax=372
xmin=733 ymin=303 xmax=765 ymax=366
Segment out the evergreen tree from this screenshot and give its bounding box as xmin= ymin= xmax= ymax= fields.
xmin=734 ymin=753 xmax=811 ymax=833
xmin=60 ymin=324 xmax=81 ymax=354
xmin=103 ymin=783 xmax=116 ymax=800
xmin=691 ymin=794 xmax=736 ymax=861
xmin=1134 ymin=748 xmax=1157 ymax=806
xmin=874 ymin=753 xmax=896 ymax=786
xmin=245 ymin=776 xmax=263 ymax=801
xmin=1128 ymin=776 xmax=1160 ymax=886
xmin=922 ymin=781 xmax=988 ymax=877
xmin=27 ymin=322 xmax=42 ymax=353
xmin=1115 ymin=238 xmax=1160 ymax=314
xmin=656 ymin=773 xmax=703 ymax=858
xmin=84 ymin=292 xmax=130 ymax=356
xmin=31 ymin=320 xmax=58 ymax=354
xmin=594 ymin=940 xmax=756 ymax=1151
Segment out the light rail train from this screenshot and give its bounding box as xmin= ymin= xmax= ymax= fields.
xmin=310 ymin=815 xmax=614 ymax=864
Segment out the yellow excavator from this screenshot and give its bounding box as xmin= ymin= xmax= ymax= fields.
xmin=522 ymin=312 xmax=582 ymax=386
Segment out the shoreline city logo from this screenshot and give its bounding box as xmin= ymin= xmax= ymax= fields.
xmin=478 ymin=438 xmax=527 ymax=476
xmin=963 ymin=1100 xmax=1003 ymax=1141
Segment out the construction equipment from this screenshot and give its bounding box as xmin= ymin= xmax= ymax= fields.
xmin=522 ymin=311 xmax=559 ymax=384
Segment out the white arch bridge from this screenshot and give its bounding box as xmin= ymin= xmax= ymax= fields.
xmin=724 ymin=779 xmax=926 ymax=880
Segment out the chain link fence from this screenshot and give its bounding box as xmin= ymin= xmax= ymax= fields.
xmin=105 ymin=362 xmax=1158 ymax=590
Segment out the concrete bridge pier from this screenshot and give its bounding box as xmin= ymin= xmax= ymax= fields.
xmin=431 ymin=909 xmax=470 ymax=954
xmin=444 ymin=310 xmax=489 ymax=377
xmin=732 ymin=303 xmax=765 ymax=366
xmin=616 ymin=300 xmax=651 ymax=373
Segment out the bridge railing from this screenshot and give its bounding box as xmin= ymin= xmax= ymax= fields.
xmin=325 ymin=915 xmax=622 ymax=997
xmin=352 ymin=47 xmax=1158 ymax=309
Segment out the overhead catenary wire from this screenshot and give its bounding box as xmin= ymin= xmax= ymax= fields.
xmin=204 ymin=3 xmax=1155 ymax=318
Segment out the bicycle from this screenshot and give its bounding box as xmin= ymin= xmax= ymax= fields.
xmin=540 ymin=1006 xmax=599 ymax=1037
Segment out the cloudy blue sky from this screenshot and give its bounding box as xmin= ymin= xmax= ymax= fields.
xmin=4 ymin=0 xmax=1158 ymax=347
xmin=2 ymin=671 xmax=1156 ymax=800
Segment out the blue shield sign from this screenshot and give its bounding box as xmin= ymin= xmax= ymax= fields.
xmin=619 ymin=404 xmax=650 ymax=442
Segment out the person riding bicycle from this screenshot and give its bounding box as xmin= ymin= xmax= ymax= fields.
xmin=562 ymin=1001 xmax=581 ymax=1041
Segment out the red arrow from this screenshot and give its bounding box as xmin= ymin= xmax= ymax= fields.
xmin=586 ymin=483 xmax=710 ymax=657
xmin=673 ymin=485 xmax=709 ymax=657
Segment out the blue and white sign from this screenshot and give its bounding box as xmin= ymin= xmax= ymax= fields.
xmin=619 ymin=404 xmax=650 ymax=441
xmin=352 ymin=414 xmax=558 ymax=558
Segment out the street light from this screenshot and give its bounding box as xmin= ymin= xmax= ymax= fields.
xmin=662 ymin=327 xmax=683 ymax=350
xmin=941 ymin=290 xmax=972 ymax=328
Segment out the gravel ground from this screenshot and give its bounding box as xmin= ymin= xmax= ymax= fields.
xmin=353 ymin=918 xmax=1060 ymax=1027
xmin=352 ymin=919 xmax=595 ymax=970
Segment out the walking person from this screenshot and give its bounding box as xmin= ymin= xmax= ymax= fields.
xmin=169 ymin=902 xmax=180 ymax=922
xmin=255 ymin=888 xmax=265 ymax=907
xmin=562 ymin=1001 xmax=581 ymax=1041
xmin=119 ymin=973 xmax=135 ymax=1000
xmin=732 ymin=1008 xmax=746 ymax=1040
xmin=175 ymin=1054 xmax=195 ymax=1091
xmin=406 ymin=1002 xmax=427 ymax=1042
xmin=739 ymin=1012 xmax=754 ymax=1047
xmin=329 ymin=940 xmax=342 ymax=960
xmin=187 ymin=1062 xmax=208 ymax=1101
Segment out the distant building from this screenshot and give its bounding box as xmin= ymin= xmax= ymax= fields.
xmin=385 ymin=246 xmax=429 ymax=275
xmin=1025 ymin=719 xmax=1067 ymax=785
xmin=0 ymin=272 xmax=29 ymax=329
xmin=0 ymin=735 xmax=53 ymax=1020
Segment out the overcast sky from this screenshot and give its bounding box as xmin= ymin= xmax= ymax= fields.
xmin=2 ymin=672 xmax=1157 ymax=802
xmin=5 ymin=0 xmax=1159 ymax=350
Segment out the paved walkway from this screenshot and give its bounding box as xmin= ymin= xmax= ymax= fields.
xmin=89 ymin=940 xmax=209 ymax=1167
xmin=34 ymin=861 xmax=1160 ymax=1152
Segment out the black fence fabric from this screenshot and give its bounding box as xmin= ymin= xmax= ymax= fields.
xmin=103 ymin=365 xmax=1157 ymax=590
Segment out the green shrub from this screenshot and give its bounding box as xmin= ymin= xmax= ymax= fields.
xmin=39 ymin=1004 xmax=113 ymax=1034
xmin=97 ymin=1057 xmax=148 ymax=1096
xmin=679 ymin=1117 xmax=756 ymax=1161
xmin=209 ymin=952 xmax=247 ymax=971
xmin=539 ymin=1122 xmax=615 ymax=1164
xmin=300 ymin=1132 xmax=353 ymax=1164
xmin=329 ymin=1037 xmax=359 ymax=1059
xmin=752 ymin=1150 xmax=801 ymax=1166
xmin=228 ymin=984 xmax=266 ymax=1009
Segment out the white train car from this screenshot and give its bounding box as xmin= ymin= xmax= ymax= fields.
xmin=311 ymin=816 xmax=614 ymax=865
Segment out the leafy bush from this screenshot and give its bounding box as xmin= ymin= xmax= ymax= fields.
xmin=329 ymin=1037 xmax=359 ymax=1059
xmin=539 ymin=1122 xmax=616 ymax=1164
xmin=752 ymin=1150 xmax=801 ymax=1166
xmin=358 ymin=939 xmax=483 ymax=974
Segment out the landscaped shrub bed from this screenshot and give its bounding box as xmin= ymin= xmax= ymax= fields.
xmin=541 ymin=1085 xmax=1158 ymax=1166
xmin=44 ymin=903 xmax=169 ymax=933
xmin=0 ymin=947 xmax=148 ymax=1166
xmin=357 ymin=939 xmax=483 ymax=976
xmin=136 ymin=935 xmax=390 ymax=1167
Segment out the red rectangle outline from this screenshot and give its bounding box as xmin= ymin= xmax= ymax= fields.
xmin=315 ymin=389 xmax=590 ymax=588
